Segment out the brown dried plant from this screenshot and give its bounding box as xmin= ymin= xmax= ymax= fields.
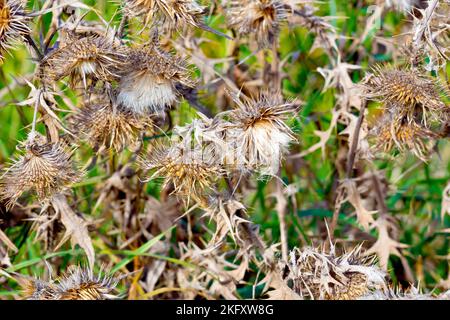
xmin=141 ymin=143 xmax=224 ymax=205
xmin=227 ymin=0 xmax=288 ymax=48
xmin=19 ymin=266 xmax=119 ymax=300
xmin=69 ymin=100 xmax=152 ymax=153
xmin=0 ymin=134 xmax=82 ymax=209
xmin=224 ymin=92 xmax=299 ymax=175
xmin=0 ymin=0 xmax=29 ymax=61
xmin=123 ymin=0 xmax=206 ymax=30
xmin=42 ymin=34 xmax=127 ymax=88
xmin=266 ymin=244 xmax=387 ymax=300
xmin=117 ymin=43 xmax=194 ymax=115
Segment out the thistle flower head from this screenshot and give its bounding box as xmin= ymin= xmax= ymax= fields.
xmin=69 ymin=100 xmax=152 ymax=153
xmin=371 ymin=111 xmax=438 ymax=160
xmin=117 ymin=44 xmax=193 ymax=115
xmin=123 ymin=0 xmax=205 ymax=30
xmin=274 ymin=244 xmax=387 ymax=300
xmin=20 ymin=278 xmax=58 ymax=300
xmin=0 ymin=0 xmax=29 ymax=62
xmin=361 ymin=284 xmax=436 ymax=300
xmin=141 ymin=143 xmax=223 ymax=204
xmin=0 ymin=134 xmax=82 ymax=209
xmin=227 ymin=0 xmax=288 ymax=48
xmin=225 ymin=92 xmax=298 ymax=175
xmin=42 ymin=34 xmax=127 ymax=88
xmin=365 ymin=66 xmax=448 ymax=125
xmin=20 ymin=266 xmax=119 ymax=300
xmin=55 ymin=266 xmax=119 ymax=300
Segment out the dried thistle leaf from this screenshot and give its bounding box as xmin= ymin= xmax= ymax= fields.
xmin=51 ymin=194 xmax=95 ymax=269
xmin=365 ymin=218 xmax=409 ymax=270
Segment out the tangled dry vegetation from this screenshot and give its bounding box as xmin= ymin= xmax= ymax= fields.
xmin=0 ymin=0 xmax=449 ymax=300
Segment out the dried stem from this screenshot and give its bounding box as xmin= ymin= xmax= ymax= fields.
xmin=345 ymin=100 xmax=367 ymax=179
xmin=329 ymin=100 xmax=368 ymax=237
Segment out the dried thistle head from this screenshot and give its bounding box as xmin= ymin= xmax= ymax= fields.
xmin=19 ymin=278 xmax=58 ymax=300
xmin=272 ymin=244 xmax=387 ymax=300
xmin=371 ymin=111 xmax=438 ymax=160
xmin=141 ymin=143 xmax=223 ymax=205
xmin=42 ymin=34 xmax=127 ymax=88
xmin=55 ymin=266 xmax=119 ymax=300
xmin=361 ymin=284 xmax=435 ymax=300
xmin=365 ymin=66 xmax=448 ymax=125
xmin=123 ymin=0 xmax=205 ymax=30
xmin=69 ymin=101 xmax=152 ymax=153
xmin=19 ymin=266 xmax=119 ymax=300
xmin=0 ymin=0 xmax=29 ymax=62
xmin=0 ymin=134 xmax=82 ymax=209
xmin=225 ymin=92 xmax=298 ymax=175
xmin=117 ymin=44 xmax=194 ymax=115
xmin=227 ymin=0 xmax=288 ymax=48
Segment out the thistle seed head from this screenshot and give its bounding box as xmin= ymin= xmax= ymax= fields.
xmin=227 ymin=0 xmax=288 ymax=48
xmin=20 ymin=278 xmax=58 ymax=300
xmin=20 ymin=266 xmax=119 ymax=300
xmin=117 ymin=45 xmax=194 ymax=115
xmin=0 ymin=0 xmax=29 ymax=62
xmin=42 ymin=34 xmax=127 ymax=88
xmin=69 ymin=101 xmax=152 ymax=153
xmin=141 ymin=143 xmax=223 ymax=205
xmin=365 ymin=66 xmax=448 ymax=125
xmin=123 ymin=0 xmax=205 ymax=30
xmin=371 ymin=111 xmax=438 ymax=160
xmin=0 ymin=134 xmax=83 ymax=209
xmin=275 ymin=244 xmax=387 ymax=300
xmin=226 ymin=92 xmax=298 ymax=175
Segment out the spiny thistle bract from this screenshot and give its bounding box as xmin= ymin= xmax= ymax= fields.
xmin=69 ymin=101 xmax=152 ymax=153
xmin=227 ymin=0 xmax=288 ymax=48
xmin=123 ymin=0 xmax=205 ymax=30
xmin=0 ymin=134 xmax=82 ymax=209
xmin=225 ymin=92 xmax=298 ymax=175
xmin=117 ymin=44 xmax=193 ymax=115
xmin=274 ymin=244 xmax=387 ymax=300
xmin=141 ymin=143 xmax=223 ymax=205
xmin=19 ymin=266 xmax=119 ymax=300
xmin=42 ymin=34 xmax=127 ymax=88
xmin=371 ymin=111 xmax=438 ymax=160
xmin=361 ymin=285 xmax=437 ymax=300
xmin=365 ymin=66 xmax=448 ymax=125
xmin=0 ymin=0 xmax=29 ymax=62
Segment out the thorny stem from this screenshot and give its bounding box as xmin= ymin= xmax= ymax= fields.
xmin=329 ymin=99 xmax=368 ymax=238
xmin=267 ymin=38 xmax=288 ymax=261
xmin=370 ymin=170 xmax=388 ymax=218
xmin=345 ymin=100 xmax=367 ymax=180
